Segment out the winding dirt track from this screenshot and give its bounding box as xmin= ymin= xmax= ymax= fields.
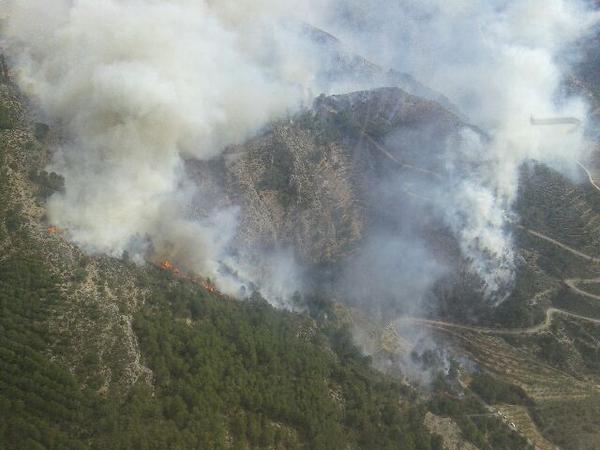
xmin=519 ymin=205 xmax=600 ymax=302
xmin=398 ymin=307 xmax=600 ymax=336
xmin=519 ymin=225 xmax=600 ymax=262
xmin=397 ymin=164 xmax=600 ymax=334
xmin=564 ymin=278 xmax=600 ymax=301
xmin=577 ymin=160 xmax=600 ymax=193
xmin=396 ymin=225 xmax=600 ymax=335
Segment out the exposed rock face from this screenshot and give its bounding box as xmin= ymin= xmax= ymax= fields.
xmin=207 ymin=86 xmax=519 ymax=321
xmin=225 ymin=123 xmax=363 ymax=264
xmin=189 ymin=87 xmax=468 ymax=270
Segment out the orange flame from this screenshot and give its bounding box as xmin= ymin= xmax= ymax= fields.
xmin=47 ymin=226 xmax=59 ymax=234
xmin=159 ymin=260 xmax=222 ymax=297
xmin=202 ymin=279 xmax=217 ymax=294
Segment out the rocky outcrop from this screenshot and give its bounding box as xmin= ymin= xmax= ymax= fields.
xmin=183 ymin=86 xmax=474 ymax=275
xmin=198 ymin=87 xmax=467 ymax=266
xmin=225 ymin=122 xmax=363 ymax=264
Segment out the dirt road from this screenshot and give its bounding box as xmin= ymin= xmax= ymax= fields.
xmin=397 ymin=306 xmax=600 ymax=336
xmin=519 ymin=225 xmax=600 ymax=263
xmin=577 ymin=160 xmax=600 ymax=193
xmin=396 ymin=223 xmax=600 ymax=334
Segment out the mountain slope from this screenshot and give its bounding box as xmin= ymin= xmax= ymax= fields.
xmin=0 ymin=54 xmax=541 ymax=449
xmin=0 ymin=77 xmax=446 ymax=450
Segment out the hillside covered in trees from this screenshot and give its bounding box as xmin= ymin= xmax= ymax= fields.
xmin=0 ymin=61 xmax=538 ymax=449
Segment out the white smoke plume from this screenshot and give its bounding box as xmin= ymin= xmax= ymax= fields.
xmin=2 ymin=0 xmax=599 ymax=306
xmin=3 ymin=0 xmax=321 ymax=298
xmin=323 ymin=0 xmax=598 ymax=297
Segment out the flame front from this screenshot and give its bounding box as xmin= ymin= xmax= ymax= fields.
xmin=159 ymin=260 xmax=221 ymax=296
xmin=202 ymin=279 xmax=217 ymax=294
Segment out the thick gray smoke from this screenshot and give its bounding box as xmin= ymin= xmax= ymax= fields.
xmin=322 ymin=0 xmax=598 ymax=298
xmin=3 ymin=0 xmax=321 ymax=299
xmin=2 ymin=0 xmax=599 ymax=308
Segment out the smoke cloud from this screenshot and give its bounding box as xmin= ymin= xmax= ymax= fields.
xmin=3 ymin=0 xmax=321 ymax=296
xmin=322 ymin=0 xmax=598 ymax=298
xmin=2 ymin=0 xmax=599 ymax=310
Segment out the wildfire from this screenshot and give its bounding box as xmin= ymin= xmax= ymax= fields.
xmin=47 ymin=226 xmax=59 ymax=234
xmin=202 ymin=279 xmax=217 ymax=294
xmin=158 ymin=259 xmax=223 ymax=297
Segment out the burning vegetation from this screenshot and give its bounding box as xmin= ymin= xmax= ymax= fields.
xmin=158 ymin=259 xmax=222 ymax=297
xmin=160 ymin=260 xmax=181 ymax=275
xmin=161 ymin=260 xmax=173 ymax=270
xmin=201 ymin=279 xmax=218 ymax=294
